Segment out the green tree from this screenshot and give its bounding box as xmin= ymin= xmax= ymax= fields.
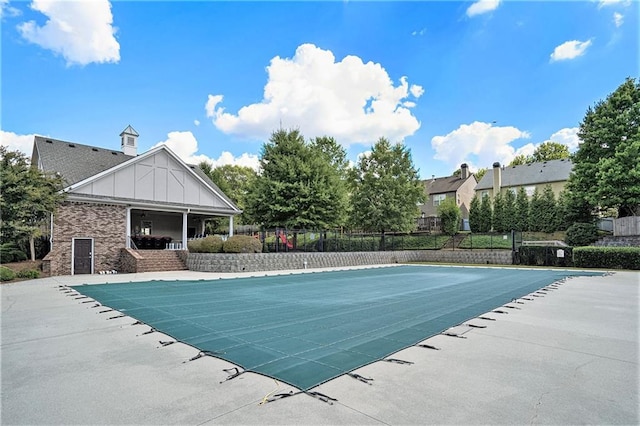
xmin=539 ymin=185 xmax=559 ymax=233
xmin=492 ymin=192 xmax=506 ymax=232
xmin=437 ymin=197 xmax=461 ymax=235
xmin=503 ymin=189 xmax=517 ymax=231
xmin=509 ymin=154 xmax=530 ymax=166
xmin=478 ymin=194 xmax=493 ymax=233
xmin=532 ymin=141 xmax=570 ymax=162
xmin=199 ymin=163 xmax=257 ymax=228
xmin=245 ymin=129 xmax=349 ymax=229
xmin=528 ymin=188 xmax=544 ymax=232
xmin=515 ymin=187 xmax=529 ymax=231
xmin=567 ymin=77 xmax=640 ymax=218
xmin=475 ymin=167 xmax=488 ymax=182
xmin=0 ymin=146 xmax=65 ymax=260
xmin=349 ymin=137 xmax=424 ymax=240
xmin=469 ymin=195 xmax=481 ymax=232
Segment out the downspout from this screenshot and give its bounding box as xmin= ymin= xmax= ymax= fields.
xmin=49 ymin=212 xmax=54 ymax=250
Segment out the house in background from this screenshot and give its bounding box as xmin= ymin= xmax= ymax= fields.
xmin=32 ymin=126 xmax=241 ymax=276
xmin=475 ymin=159 xmax=573 ymax=199
xmin=419 ymin=163 xmax=477 ymax=230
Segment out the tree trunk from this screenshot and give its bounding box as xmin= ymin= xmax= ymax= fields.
xmin=29 ymin=235 xmax=36 ymax=261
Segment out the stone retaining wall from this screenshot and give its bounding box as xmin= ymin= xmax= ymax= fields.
xmin=187 ymin=250 xmax=512 ymax=273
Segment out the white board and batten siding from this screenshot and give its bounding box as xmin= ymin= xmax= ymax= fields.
xmin=72 ymin=149 xmax=227 ymax=209
xmin=614 ymin=216 xmax=640 ymax=236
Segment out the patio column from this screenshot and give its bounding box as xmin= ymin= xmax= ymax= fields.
xmin=126 ymin=207 xmax=131 ymax=248
xmin=229 ymin=215 xmax=234 ymax=237
xmin=182 ymin=212 xmax=188 ymax=249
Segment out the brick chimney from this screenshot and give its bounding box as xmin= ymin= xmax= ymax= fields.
xmin=492 ymin=162 xmax=501 ymax=197
xmin=460 ymin=163 xmax=469 ymax=179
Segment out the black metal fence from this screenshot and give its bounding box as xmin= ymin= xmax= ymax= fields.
xmin=229 ymin=228 xmax=523 ymax=253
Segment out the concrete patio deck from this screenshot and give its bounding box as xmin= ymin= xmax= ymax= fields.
xmin=1 ymin=266 xmax=638 ymax=425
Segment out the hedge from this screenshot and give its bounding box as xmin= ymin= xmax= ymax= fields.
xmin=188 ymin=235 xmax=224 ymax=253
xmin=573 ymin=247 xmax=640 ymax=270
xmin=223 ymin=235 xmax=263 ymax=253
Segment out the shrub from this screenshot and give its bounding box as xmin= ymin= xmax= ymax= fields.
xmin=565 ymin=222 xmax=599 ymax=246
xmin=573 ymin=247 xmax=640 ymax=270
xmin=1 ymin=243 xmax=27 ymax=263
xmin=0 ymin=266 xmax=16 ymax=282
xmin=16 ymin=269 xmax=40 ymax=279
xmin=188 ymin=236 xmax=224 ymax=253
xmin=199 ymin=236 xmax=224 ymax=253
xmin=223 ymin=235 xmax=262 ymax=253
xmin=187 ymin=239 xmax=202 ymax=253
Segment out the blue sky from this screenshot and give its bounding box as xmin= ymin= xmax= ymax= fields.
xmin=1 ymin=0 xmax=637 ymax=179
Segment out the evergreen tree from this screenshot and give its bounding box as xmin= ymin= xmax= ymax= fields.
xmin=528 ymin=188 xmax=544 ymax=232
xmin=567 ymin=77 xmax=640 ymax=218
xmin=539 ymin=185 xmax=559 ymax=233
xmin=515 ymin=187 xmax=529 ymax=231
xmin=199 ymin=163 xmax=257 ymax=227
xmin=492 ymin=192 xmax=506 ymax=232
xmin=503 ymin=189 xmax=517 ymax=231
xmin=479 ymin=194 xmax=493 ymax=233
xmin=469 ymin=195 xmax=481 ymax=232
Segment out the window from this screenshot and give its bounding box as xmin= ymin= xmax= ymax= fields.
xmin=481 ymin=190 xmax=489 ymax=199
xmin=509 ymin=188 xmax=517 ymax=195
xmin=433 ymin=194 xmax=446 ymax=206
xmin=525 ymin=186 xmax=536 ymax=196
xmin=127 ymin=136 xmax=135 ymax=146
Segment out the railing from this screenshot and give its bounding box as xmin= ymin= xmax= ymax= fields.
xmin=227 ymin=229 xmax=522 ymax=253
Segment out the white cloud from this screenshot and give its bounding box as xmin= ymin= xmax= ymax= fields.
xmin=205 ymin=43 xmax=423 ymax=146
xmin=548 ymin=127 xmax=581 ymax=151
xmin=0 ymin=130 xmax=38 ymax=156
xmin=412 ymin=28 xmax=426 ymax=36
xmin=1 ymin=0 xmax=21 ymax=17
xmin=431 ymin=121 xmax=531 ymax=170
xmin=466 ymin=0 xmax=501 ymax=17
xmin=194 ymin=119 xmax=200 ymax=126
xmin=613 ymin=12 xmax=624 ymax=27
xmin=153 ymin=131 xmax=259 ymax=171
xmin=550 ymin=39 xmax=593 ymax=62
xmin=17 ymin=0 xmax=119 ymax=66
xmin=598 ymin=0 xmax=631 ymax=8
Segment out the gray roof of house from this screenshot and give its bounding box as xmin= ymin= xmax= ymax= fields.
xmin=422 ymin=174 xmax=476 ymax=195
xmin=31 ymin=135 xmax=240 ymax=211
xmin=32 ymin=136 xmax=134 ymax=186
xmin=475 ymin=159 xmax=573 ymax=190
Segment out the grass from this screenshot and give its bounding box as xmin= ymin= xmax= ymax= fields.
xmin=458 ymin=233 xmax=513 ymax=249
xmin=0 ymin=260 xmax=44 ymax=283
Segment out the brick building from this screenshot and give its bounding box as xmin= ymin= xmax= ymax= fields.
xmin=32 ymin=126 xmax=240 ymax=275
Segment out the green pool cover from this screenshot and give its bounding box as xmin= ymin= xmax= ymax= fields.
xmin=72 ymin=265 xmax=601 ymax=391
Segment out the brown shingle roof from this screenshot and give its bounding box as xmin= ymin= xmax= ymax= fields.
xmin=423 ymin=174 xmax=476 ymax=195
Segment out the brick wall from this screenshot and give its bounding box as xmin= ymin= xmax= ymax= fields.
xmin=187 ymin=250 xmax=512 ymax=273
xmin=44 ymin=202 xmax=127 ymax=275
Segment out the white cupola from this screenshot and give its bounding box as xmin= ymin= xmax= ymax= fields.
xmin=120 ymin=125 xmax=139 ymax=156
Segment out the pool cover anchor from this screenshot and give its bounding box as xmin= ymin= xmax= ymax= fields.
xmin=140 ymin=327 xmax=156 ymax=336
xmin=306 ymin=391 xmax=338 ymax=405
xmin=348 ymin=373 xmax=374 ymax=385
xmin=478 ymin=316 xmax=496 ymax=321
xmin=384 ymin=358 xmax=414 ymax=365
xmin=466 ymin=324 xmax=487 ymax=329
xmin=182 ymin=351 xmax=225 ymax=364
xmin=264 ymin=390 xmax=303 ymax=404
xmin=220 ymin=367 xmax=244 ymax=383
xmin=416 ymin=343 xmax=440 ymax=350
xmin=442 ymin=332 xmax=467 ymax=339
xmin=158 ymin=340 xmax=176 ymax=347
